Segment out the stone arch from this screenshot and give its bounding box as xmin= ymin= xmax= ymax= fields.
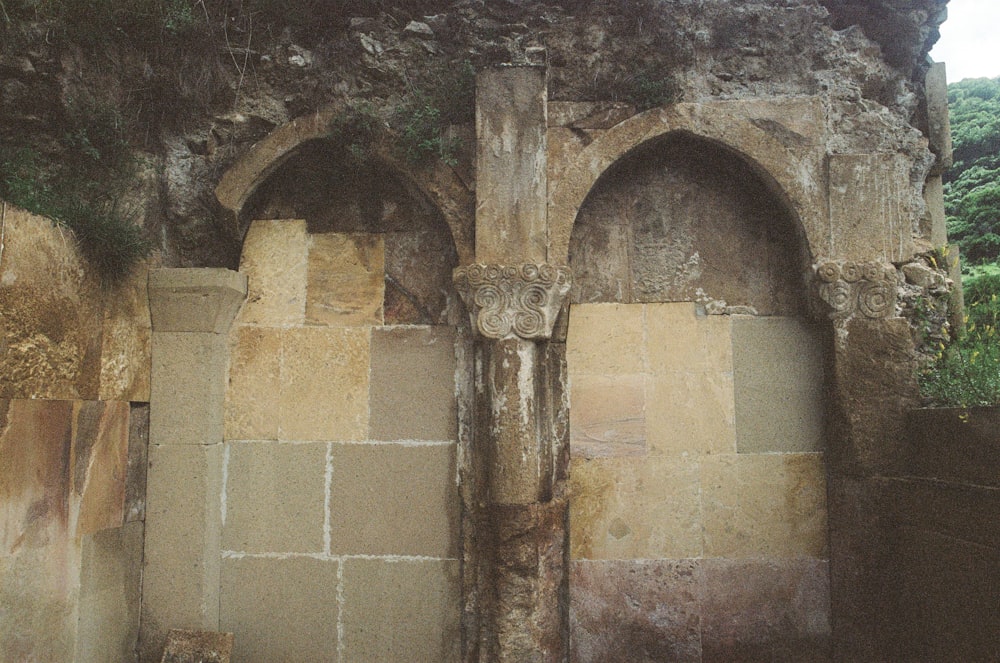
xmin=215 ymin=106 xmax=474 ymax=265
xmin=548 ymin=97 xmax=828 ymax=267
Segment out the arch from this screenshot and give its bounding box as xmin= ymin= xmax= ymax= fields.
xmin=548 ymin=97 xmax=829 ymax=266
xmin=215 ymin=106 xmax=474 ymax=264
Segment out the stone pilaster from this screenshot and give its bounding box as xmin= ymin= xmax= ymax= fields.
xmin=140 ymin=268 xmax=246 ymax=663
xmin=454 ymin=263 xmax=571 ymax=663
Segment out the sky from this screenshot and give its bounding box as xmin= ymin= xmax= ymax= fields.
xmin=928 ymin=0 xmax=1000 ymax=82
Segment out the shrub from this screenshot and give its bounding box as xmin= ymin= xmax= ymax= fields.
xmin=920 ymin=267 xmax=1000 ymax=407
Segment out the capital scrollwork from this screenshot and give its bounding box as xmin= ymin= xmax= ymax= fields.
xmin=812 ymin=260 xmax=898 ymax=320
xmin=453 ymin=263 xmax=572 ymax=340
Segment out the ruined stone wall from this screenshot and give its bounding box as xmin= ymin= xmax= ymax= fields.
xmin=0 ymin=204 xmax=151 ymax=662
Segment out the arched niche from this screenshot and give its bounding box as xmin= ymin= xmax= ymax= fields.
xmin=569 ymin=130 xmax=811 ymax=314
xmin=563 ymin=110 xmax=832 ymax=661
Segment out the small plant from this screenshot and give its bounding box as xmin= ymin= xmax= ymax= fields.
xmin=326 ymin=101 xmax=383 ymax=162
xmin=919 ymin=268 xmax=1000 ymax=408
xmin=393 ymin=60 xmax=475 ymax=166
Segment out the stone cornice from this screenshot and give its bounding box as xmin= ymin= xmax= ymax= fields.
xmin=812 ymin=260 xmax=897 ymax=320
xmin=453 ymin=263 xmax=572 ymax=340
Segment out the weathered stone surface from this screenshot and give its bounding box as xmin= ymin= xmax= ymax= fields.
xmin=220 ymin=556 xmax=338 ymax=663
xmin=570 ymin=559 xmax=701 ymax=663
xmin=570 ymin=455 xmax=701 ymax=560
xmin=126 ymin=403 xmax=150 ymax=522
xmin=148 ymin=268 xmax=247 ymax=334
xmin=99 ymin=263 xmax=152 ymax=402
xmin=342 ymin=558 xmax=461 ymax=662
xmin=306 ymin=232 xmax=384 ymax=326
xmin=222 ymin=441 xmax=327 ymax=553
xmin=828 ymin=154 xmax=914 ymax=263
xmin=328 ymin=442 xmax=458 ymax=556
xmin=475 ymin=67 xmax=548 ymax=262
xmin=567 ymin=132 xmax=809 ymax=313
xmin=150 ymin=332 xmax=229 ymax=446
xmin=645 ymin=371 xmax=735 ymax=456
xmin=701 ymin=452 xmax=828 ymax=558
xmin=224 ymin=326 xmax=281 ymax=441
xmin=160 ymin=629 xmax=233 ymax=663
xmin=552 ymin=99 xmax=827 ymax=271
xmin=369 ymin=326 xmax=457 ymax=441
xmin=699 ymin=558 xmax=831 ymax=662
xmin=77 ymin=521 xmax=144 ymax=663
xmin=903 ymin=407 xmax=1000 ymax=488
xmin=566 ymin=303 xmax=645 ymax=375
xmin=140 ymin=443 xmax=224 ymax=662
xmin=569 ymin=373 xmax=646 ymax=458
xmin=236 ymin=219 xmax=307 ymax=327
xmin=925 ymin=61 xmax=952 ymax=173
xmin=278 ymin=326 xmax=369 ymax=441
xmin=454 ymin=263 xmax=572 ymax=341
xmin=384 ymin=229 xmax=459 ymax=325
xmin=733 ymin=316 xmax=827 ymax=453
xmin=0 ymin=399 xmax=130 ymax=663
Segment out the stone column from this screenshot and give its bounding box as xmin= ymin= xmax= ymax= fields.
xmin=140 ymin=268 xmax=246 ymax=662
xmin=455 ymin=264 xmax=571 ymax=663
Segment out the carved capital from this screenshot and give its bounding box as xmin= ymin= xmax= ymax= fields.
xmin=811 ymin=260 xmax=898 ymax=320
xmin=453 ymin=263 xmax=572 ymax=340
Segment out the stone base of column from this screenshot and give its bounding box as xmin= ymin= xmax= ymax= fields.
xmin=480 ymin=498 xmax=569 ymax=663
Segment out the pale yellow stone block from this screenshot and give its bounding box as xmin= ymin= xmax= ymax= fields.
xmin=567 ymin=303 xmax=645 ymax=375
xmin=570 ymin=455 xmax=702 ymax=560
xmin=225 ymin=326 xmax=281 ymax=441
xmin=569 ymin=373 xmax=646 ymax=458
xmin=238 ymin=219 xmax=308 ymax=326
xmin=646 ymin=372 xmax=735 ymax=456
xmin=305 ymin=233 xmax=384 ymax=327
xmin=646 ymin=302 xmax=732 ymax=374
xmin=99 ymin=263 xmax=152 ymax=402
xmin=222 ymin=441 xmax=327 ymax=553
xmin=279 ymin=327 xmax=369 ymax=441
xmin=701 ymin=453 xmax=828 ymax=559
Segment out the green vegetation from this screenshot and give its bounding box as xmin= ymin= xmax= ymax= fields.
xmin=393 ymin=60 xmax=475 ymax=165
xmin=944 ymin=77 xmax=1000 ymax=264
xmin=0 ymin=99 xmax=150 ymax=284
xmin=920 ymin=267 xmax=1000 ymax=407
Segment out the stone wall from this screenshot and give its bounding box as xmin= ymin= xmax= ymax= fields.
xmin=0 ymin=203 xmax=151 ymax=663
xmin=878 ymin=408 xmax=1000 ymax=661
xmin=218 ymin=218 xmax=462 ymax=662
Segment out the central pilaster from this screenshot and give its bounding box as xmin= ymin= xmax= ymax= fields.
xmin=457 ymin=64 xmax=572 ymax=663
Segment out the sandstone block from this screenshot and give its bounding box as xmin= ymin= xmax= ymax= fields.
xmin=699 ymin=558 xmax=831 ymax=662
xmin=341 ymin=558 xmax=461 ymax=663
xmin=328 ymin=443 xmax=458 ymax=556
xmin=732 ymin=316 xmax=826 ymax=453
xmin=383 ymin=230 xmax=458 ymax=325
xmin=566 ymin=303 xmax=645 ymax=375
xmin=369 ymin=326 xmax=457 ymax=441
xmin=278 ymin=326 xmax=369 ymax=441
xmin=645 ymin=371 xmax=735 ymax=456
xmin=222 ymin=441 xmax=327 ymax=553
xmin=141 ymin=443 xmax=223 ymax=660
xmin=701 ymin=453 xmax=828 ymax=559
xmin=224 ymin=326 xmax=281 ymax=441
xmin=569 ymin=373 xmax=646 ymax=458
xmin=160 ymin=629 xmax=233 ymax=663
xmin=220 ymin=556 xmax=339 ymax=663
xmin=570 ymin=455 xmax=701 ymax=560
xmin=148 ymin=268 xmax=247 ymax=334
xmin=305 ymin=232 xmax=384 ymax=326
xmin=99 ymin=263 xmax=152 ymax=402
xmin=150 ymin=332 xmax=228 ymax=446
xmin=570 ymin=559 xmax=701 ymax=663
xmin=237 ymin=219 xmax=308 ymax=327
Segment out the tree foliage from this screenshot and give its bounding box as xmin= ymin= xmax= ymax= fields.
xmin=944 ymin=77 xmax=1000 ymax=264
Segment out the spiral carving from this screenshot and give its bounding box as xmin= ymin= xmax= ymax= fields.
xmin=454 ymin=263 xmax=572 ymax=340
xmin=813 ymin=260 xmax=897 ymax=320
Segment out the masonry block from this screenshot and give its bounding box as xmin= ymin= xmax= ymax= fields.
xmin=306 ymin=232 xmax=384 ymax=326
xmin=220 ymin=556 xmax=339 ymax=663
xmin=222 ymin=441 xmax=327 ymax=553
xmin=566 ymin=303 xmax=645 ymax=375
xmin=369 ymin=326 xmax=457 ymax=441
xmin=328 ymin=443 xmax=458 ymax=556
xmin=341 ymin=558 xmax=461 ymax=663
xmin=224 ymin=326 xmax=281 ymax=441
xmin=646 ymin=371 xmax=735 ymax=456
xmin=570 ymin=455 xmax=701 ymax=560
xmin=237 ymin=219 xmax=308 ymax=327
xmin=732 ymin=316 xmax=826 ymax=453
xmin=701 ymin=453 xmax=828 ymax=559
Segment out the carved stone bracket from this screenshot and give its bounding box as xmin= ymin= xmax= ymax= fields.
xmin=454 ymin=263 xmax=572 ymax=340
xmin=812 ymin=260 xmax=898 ymax=320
